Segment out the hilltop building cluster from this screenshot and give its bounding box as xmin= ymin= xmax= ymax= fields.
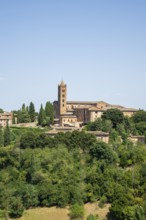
xmin=0 ymin=81 xmax=138 ymax=130
xmin=53 ymin=81 xmax=138 ymax=127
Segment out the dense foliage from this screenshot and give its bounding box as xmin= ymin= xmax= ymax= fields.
xmin=0 ymin=109 xmax=146 ymax=219
xmin=86 ymin=109 xmax=146 ymax=138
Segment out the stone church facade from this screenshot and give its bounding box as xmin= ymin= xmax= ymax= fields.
xmin=53 ymin=81 xmax=137 ymax=127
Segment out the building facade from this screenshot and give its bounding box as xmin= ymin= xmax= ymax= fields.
xmin=0 ymin=112 xmax=13 ymax=127
xmin=54 ymin=81 xmax=138 ymax=127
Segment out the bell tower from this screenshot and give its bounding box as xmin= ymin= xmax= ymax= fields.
xmin=58 ymin=80 xmax=67 ymax=115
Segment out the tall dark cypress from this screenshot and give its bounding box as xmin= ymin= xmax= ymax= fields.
xmin=0 ymin=126 xmax=4 ymax=147
xmin=45 ymin=101 xmax=54 ymax=124
xmin=29 ymin=102 xmax=35 ymax=122
xmin=38 ymin=104 xmax=46 ymax=126
xmin=4 ymin=122 xmax=11 ymax=146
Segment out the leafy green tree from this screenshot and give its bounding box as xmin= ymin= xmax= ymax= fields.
xmin=4 ymin=123 xmax=11 ymax=146
xmin=29 ymin=102 xmax=36 ymax=122
xmin=134 ymin=205 xmax=145 ymax=220
xmin=86 ymin=119 xmax=112 ymax=132
xmin=124 ymin=116 xmax=137 ymax=135
xmin=102 ymin=108 xmax=124 ymax=128
xmin=108 ymin=193 xmax=134 ymax=220
xmin=132 ymin=110 xmax=146 ymax=123
xmin=86 ymin=118 xmax=103 ymax=131
xmin=18 ymin=110 xmax=31 ymax=123
xmin=89 ymin=141 xmax=116 ymax=164
xmin=17 ymin=104 xmax=31 ymax=123
xmin=45 ymin=101 xmax=54 ymax=124
xmin=18 ymin=184 xmax=38 ymax=209
xmin=0 ymin=182 xmax=13 ymax=220
xmin=0 ymin=126 xmax=4 ymax=147
xmin=135 ymin=122 xmax=146 ymax=135
xmin=20 ymin=131 xmax=37 ymax=149
xmin=9 ymin=197 xmax=24 ymax=218
xmin=109 ymin=129 xmax=119 ymax=143
xmin=108 ymin=204 xmax=145 ymax=220
xmin=102 ymin=119 xmax=113 ymax=132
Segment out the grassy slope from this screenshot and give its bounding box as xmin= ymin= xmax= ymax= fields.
xmin=10 ymin=203 xmax=110 ymax=220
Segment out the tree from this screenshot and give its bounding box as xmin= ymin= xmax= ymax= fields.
xmin=109 ymin=129 xmax=119 ymax=143
xmin=132 ymin=110 xmax=146 ymax=123
xmin=135 ymin=122 xmax=146 ymax=135
xmin=12 ymin=111 xmax=17 ymax=124
xmin=108 ymin=204 xmax=145 ymax=220
xmin=134 ymin=205 xmax=145 ymax=220
xmin=145 ymin=132 xmax=146 ymax=144
xmin=20 ymin=131 xmax=37 ymax=149
xmin=86 ymin=118 xmax=103 ymax=131
xmin=38 ymin=104 xmax=46 ymax=126
xmin=0 ymin=126 xmax=4 ymax=147
xmin=9 ymin=197 xmax=24 ymax=218
xmin=89 ymin=141 xmax=116 ymax=164
xmin=29 ymin=102 xmax=36 ymax=122
xmin=108 ymin=195 xmax=133 ymax=220
xmin=102 ymin=109 xmax=124 ymax=128
xmin=4 ymin=123 xmax=11 ymax=146
xmin=17 ymin=104 xmax=31 ymax=123
xmin=124 ymin=116 xmax=137 ymax=135
xmin=0 ymin=109 xmax=4 ymax=113
xmin=22 ymin=104 xmax=26 ymax=112
xmin=18 ymin=184 xmax=38 ymax=209
xmin=45 ymin=101 xmax=54 ymax=124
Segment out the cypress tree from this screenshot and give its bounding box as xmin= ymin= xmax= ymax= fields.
xmin=22 ymin=104 xmax=26 ymax=111
xmin=29 ymin=102 xmax=35 ymax=122
xmin=38 ymin=104 xmax=46 ymax=126
xmin=0 ymin=126 xmax=4 ymax=147
xmin=45 ymin=101 xmax=54 ymax=124
xmin=17 ymin=103 xmax=31 ymax=123
xmin=4 ymin=122 xmax=11 ymax=146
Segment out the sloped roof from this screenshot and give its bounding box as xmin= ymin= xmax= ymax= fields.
xmin=88 ymin=106 xmax=99 ymax=111
xmin=102 ymin=105 xmax=137 ymax=112
xmin=67 ymin=101 xmax=108 ymax=105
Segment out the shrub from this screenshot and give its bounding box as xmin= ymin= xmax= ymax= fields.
xmin=99 ymin=196 xmax=107 ymax=208
xmin=87 ymin=214 xmax=99 ymax=220
xmin=69 ymin=203 xmax=84 ymax=219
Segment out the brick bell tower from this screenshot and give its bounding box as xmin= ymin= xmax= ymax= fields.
xmin=58 ymin=80 xmax=67 ymax=115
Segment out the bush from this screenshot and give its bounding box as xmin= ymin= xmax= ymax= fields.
xmin=99 ymin=196 xmax=107 ymax=208
xmin=87 ymin=214 xmax=99 ymax=220
xmin=69 ymin=203 xmax=84 ymax=219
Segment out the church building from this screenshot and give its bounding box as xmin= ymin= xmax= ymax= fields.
xmin=53 ymin=81 xmax=137 ymax=127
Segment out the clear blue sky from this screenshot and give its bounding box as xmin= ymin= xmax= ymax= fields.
xmin=0 ymin=0 xmax=146 ymax=111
